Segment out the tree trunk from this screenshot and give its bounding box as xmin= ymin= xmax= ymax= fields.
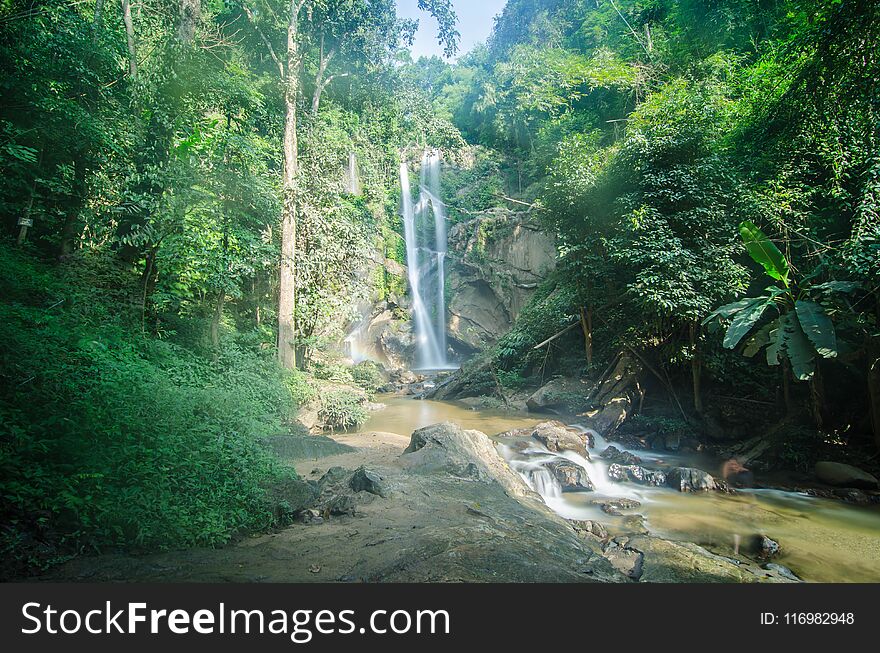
xmin=690 ymin=322 xmax=703 ymax=414
xmin=579 ymin=305 xmax=593 ymax=366
xmin=93 ymin=0 xmax=105 ymax=30
xmin=178 ymin=0 xmax=200 ymax=43
xmin=810 ymin=363 xmax=826 ymax=431
xmin=120 ymin=0 xmax=137 ymax=77
xmin=277 ymin=1 xmax=304 ymax=370
xmin=211 ymin=289 xmax=225 ymax=349
xmin=311 ymin=36 xmax=334 ymax=116
xmin=782 ymin=359 xmax=792 ymax=416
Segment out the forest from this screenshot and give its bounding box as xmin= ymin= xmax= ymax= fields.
xmin=1 ymin=0 xmax=878 ymax=582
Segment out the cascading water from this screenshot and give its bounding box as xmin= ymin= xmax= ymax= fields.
xmin=346 ymin=152 xmax=361 ymax=195
xmin=400 ymin=150 xmax=455 ymax=370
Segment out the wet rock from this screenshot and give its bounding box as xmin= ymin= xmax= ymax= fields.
xmin=762 ymin=563 xmax=800 ymax=582
xmin=526 ymin=377 xmax=593 ymax=413
xmin=815 ymin=461 xmax=879 ymax=489
xmin=607 ymin=463 xmax=667 ymax=487
xmin=832 ymin=488 xmax=872 ymax=504
xmin=750 ymin=535 xmax=780 ymax=560
xmin=666 ymin=467 xmax=717 ymax=492
xmin=601 ymin=445 xmax=642 ymax=466
xmin=602 ymin=539 xmax=644 ymax=580
xmin=350 ymin=467 xmax=388 ymax=498
xmin=569 ymin=520 xmax=608 ymax=540
xmin=621 ymin=514 xmax=649 ymax=535
xmin=628 ymin=535 xmax=758 ymax=583
xmin=546 ymin=460 xmax=594 ymax=492
xmin=589 ymin=497 xmax=641 ymax=516
xmin=299 ymin=509 xmax=324 ymax=525
xmin=530 ymin=422 xmax=590 ymax=459
xmin=580 ymin=397 xmax=631 ymax=436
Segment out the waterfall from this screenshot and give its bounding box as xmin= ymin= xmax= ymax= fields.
xmin=400 ymin=150 xmax=453 ymax=370
xmin=346 ymin=152 xmax=361 ymax=195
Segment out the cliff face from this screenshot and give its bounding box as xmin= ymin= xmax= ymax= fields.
xmin=446 ymin=208 xmax=556 ymax=353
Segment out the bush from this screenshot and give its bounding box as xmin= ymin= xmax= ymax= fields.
xmin=0 ymin=245 xmax=304 ymax=578
xmin=284 ymin=368 xmax=317 ymax=407
xmin=350 ymin=361 xmax=386 ymax=393
xmin=318 ymin=390 xmax=369 ymax=432
xmin=312 ymin=361 xmax=354 ymax=384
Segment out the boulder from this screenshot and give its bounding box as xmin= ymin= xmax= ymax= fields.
xmin=601 ymin=445 xmax=642 ymax=466
xmin=814 ymin=461 xmax=879 ymax=489
xmin=546 ymin=460 xmax=593 ymax=492
xmin=579 ymin=396 xmax=631 ymax=436
xmin=607 ymin=464 xmax=667 ymax=487
xmin=530 ymin=421 xmax=591 ymax=459
xmin=526 ymin=377 xmax=593 ymax=413
xmin=762 ymin=563 xmax=800 ymax=582
xmin=402 ymin=422 xmax=536 ymax=500
xmin=666 ymin=467 xmax=717 ymax=492
xmin=349 ymin=467 xmax=388 ymax=498
xmin=749 ymin=534 xmax=780 ymax=560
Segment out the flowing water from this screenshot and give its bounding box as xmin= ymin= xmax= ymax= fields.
xmin=360 ymin=396 xmax=880 ymax=582
xmin=399 ymin=151 xmax=455 ymax=370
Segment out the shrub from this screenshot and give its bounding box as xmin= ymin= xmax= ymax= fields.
xmin=350 ymin=361 xmax=386 ymax=393
xmin=318 ymin=390 xmax=370 ymax=432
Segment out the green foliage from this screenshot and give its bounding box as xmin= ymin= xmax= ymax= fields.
xmin=350 ymin=361 xmax=386 ymax=394
xmin=0 ymin=245 xmax=299 ymax=577
xmin=318 ymin=390 xmax=370 ymax=432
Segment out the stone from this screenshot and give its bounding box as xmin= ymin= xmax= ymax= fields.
xmin=627 ymin=535 xmax=758 ymax=583
xmin=607 ymin=463 xmax=667 ymax=487
xmin=579 ymin=396 xmax=630 ymax=436
xmin=666 ymin=467 xmax=717 ymax=492
xmin=530 ymin=421 xmax=591 ymax=459
xmin=762 ymin=563 xmax=800 ymax=582
xmin=526 ymin=377 xmax=593 ymax=413
xmin=546 ymin=460 xmax=593 ymax=492
xmin=815 ymin=461 xmax=879 ymax=489
xmin=602 ymin=540 xmax=644 ymax=580
xmin=350 ymin=467 xmax=388 ymax=498
xmin=601 ymin=445 xmax=642 ymax=466
xmin=569 ymin=520 xmax=608 ymax=539
xmin=749 ymin=535 xmax=780 ymax=560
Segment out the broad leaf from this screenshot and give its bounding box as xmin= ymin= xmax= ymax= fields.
xmin=743 ymin=322 xmax=772 ymax=358
xmin=795 ymin=300 xmax=837 ymax=358
xmin=723 ymin=297 xmax=770 ymax=349
xmin=765 ymin=313 xmax=816 ymax=380
xmin=810 ymin=281 xmax=860 ymax=294
xmin=702 ymin=296 xmax=770 ymax=324
xmin=739 ymin=221 xmax=789 ymax=285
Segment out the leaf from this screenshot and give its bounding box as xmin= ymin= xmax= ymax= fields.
xmin=702 ymin=296 xmax=769 ymax=324
xmin=739 ymin=221 xmax=789 ymax=285
xmin=743 ymin=322 xmax=772 ymax=357
xmin=765 ymin=313 xmax=815 ymax=380
xmin=723 ymin=297 xmax=771 ymax=349
xmin=795 ymin=300 xmax=837 ymax=358
xmin=810 ymin=281 xmax=860 ymax=294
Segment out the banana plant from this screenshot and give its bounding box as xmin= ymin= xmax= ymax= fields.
xmin=703 ymin=221 xmax=858 ymax=381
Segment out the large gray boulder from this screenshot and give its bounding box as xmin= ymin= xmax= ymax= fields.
xmin=815 ymin=461 xmax=879 ymax=489
xmin=402 ymin=422 xmax=536 ymax=500
xmin=526 ymin=377 xmax=594 ymax=413
xmin=666 ymin=467 xmax=717 ymax=492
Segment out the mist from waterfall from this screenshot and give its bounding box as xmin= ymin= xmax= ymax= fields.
xmin=400 ymin=150 xmax=454 ymax=370
xmin=346 ymin=152 xmax=361 ymax=195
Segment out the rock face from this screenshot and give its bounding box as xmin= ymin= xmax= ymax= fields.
xmin=666 ymin=467 xmax=717 ymax=492
xmin=446 ymin=210 xmax=556 ymax=352
xmin=547 ymin=460 xmax=594 ymax=492
xmin=815 ymin=461 xmax=879 ymax=489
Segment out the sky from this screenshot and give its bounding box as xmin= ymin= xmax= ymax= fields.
xmin=395 ymin=0 xmax=509 ymax=61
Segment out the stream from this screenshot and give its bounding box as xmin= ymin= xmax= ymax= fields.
xmin=362 ymin=396 xmax=880 ymax=583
